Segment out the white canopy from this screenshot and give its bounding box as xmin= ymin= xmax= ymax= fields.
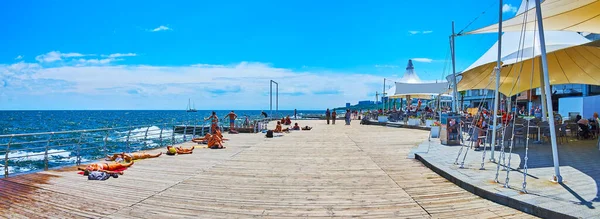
xmin=466 ymin=0 xmax=600 ymax=35
xmin=388 ymin=82 xmax=450 ymax=99
xmin=463 ymin=31 xmax=590 ymax=73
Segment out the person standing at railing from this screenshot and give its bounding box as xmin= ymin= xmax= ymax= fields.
xmin=205 ymin=111 xmax=220 ymax=134
xmin=224 ymin=111 xmax=238 ymax=131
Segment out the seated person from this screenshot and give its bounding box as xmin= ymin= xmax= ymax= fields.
xmin=208 ymin=134 xmax=226 ymax=149
xmin=106 ymin=152 xmax=162 ymax=163
xmin=272 ymin=121 xmax=289 ymax=133
xmin=280 ymin=118 xmax=286 ymax=125
xmin=166 ymin=146 xmax=194 ymax=155
xmin=292 ymin=123 xmax=300 ymax=130
xmin=301 ymin=126 xmax=312 ymax=130
xmin=284 ymin=116 xmax=292 ymax=125
xmin=78 ymin=161 xmax=133 ymax=175
xmin=577 ymin=115 xmax=591 ymax=139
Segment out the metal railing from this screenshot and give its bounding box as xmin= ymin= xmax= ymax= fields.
xmin=0 ymin=118 xmax=272 ymax=178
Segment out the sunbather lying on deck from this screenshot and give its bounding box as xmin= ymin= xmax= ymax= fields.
xmin=166 ymin=146 xmax=194 ymax=155
xmin=77 ymin=161 xmax=134 ymax=175
xmin=192 ymin=133 xmax=212 ymax=143
xmin=106 ymin=152 xmax=162 ymax=163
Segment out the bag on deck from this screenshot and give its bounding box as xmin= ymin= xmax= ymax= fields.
xmin=265 ymin=130 xmax=274 ymax=138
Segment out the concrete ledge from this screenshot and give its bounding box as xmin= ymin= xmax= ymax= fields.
xmin=362 ymin=120 xmax=431 ymax=131
xmin=415 ymin=153 xmax=576 ymax=219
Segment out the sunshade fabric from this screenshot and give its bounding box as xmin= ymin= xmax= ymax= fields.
xmin=457 ymin=40 xmax=600 ymax=96
xmin=466 ymin=0 xmax=600 ymax=35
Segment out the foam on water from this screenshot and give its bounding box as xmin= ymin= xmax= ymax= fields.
xmin=2 ymin=149 xmax=71 ymax=161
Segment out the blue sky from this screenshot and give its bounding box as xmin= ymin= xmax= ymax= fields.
xmin=0 ymin=0 xmax=522 ymax=110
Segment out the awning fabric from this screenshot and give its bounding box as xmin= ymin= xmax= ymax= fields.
xmin=388 ymin=82 xmax=450 ymax=99
xmin=457 ymin=40 xmax=600 ymax=96
xmin=466 ymin=0 xmax=600 ymax=35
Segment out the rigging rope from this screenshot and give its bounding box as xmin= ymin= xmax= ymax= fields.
xmin=522 ymin=2 xmax=537 ymax=193
xmin=494 ymin=0 xmax=531 ymax=184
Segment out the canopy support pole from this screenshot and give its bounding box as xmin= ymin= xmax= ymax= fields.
xmin=535 ymin=0 xmax=562 ymax=183
xmin=538 ymin=62 xmax=548 ymax=121
xmin=451 ymin=21 xmax=459 ymax=113
xmin=489 ymin=0 xmax=503 ymax=163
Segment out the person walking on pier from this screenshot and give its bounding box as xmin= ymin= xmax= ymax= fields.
xmin=345 ymin=109 xmax=351 ymax=125
xmin=332 ymin=110 xmax=337 ymax=125
xmin=325 ymin=108 xmax=331 ymax=124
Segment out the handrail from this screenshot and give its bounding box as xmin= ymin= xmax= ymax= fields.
xmin=1 ymin=117 xmax=272 ymax=178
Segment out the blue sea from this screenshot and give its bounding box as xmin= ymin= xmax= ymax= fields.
xmin=0 ymin=110 xmax=322 ymax=175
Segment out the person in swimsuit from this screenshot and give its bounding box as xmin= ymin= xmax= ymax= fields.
xmin=331 ymin=111 xmax=337 ymax=125
xmin=272 ymin=121 xmax=289 ymax=133
xmin=106 ymin=152 xmax=162 ymax=163
xmin=285 ymin=116 xmax=292 ymax=125
xmin=207 ymin=134 xmax=226 ymax=149
xmin=225 ymin=111 xmax=237 ymax=130
xmin=292 ymin=123 xmax=300 ymax=130
xmin=301 ymin=126 xmax=312 ymax=130
xmin=205 ymin=111 xmax=220 ymax=134
xmin=78 ymin=161 xmax=134 ymax=175
xmin=166 ymin=146 xmax=194 ymax=155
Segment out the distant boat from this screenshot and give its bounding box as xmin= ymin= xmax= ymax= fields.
xmin=186 ymin=99 xmax=197 ymax=112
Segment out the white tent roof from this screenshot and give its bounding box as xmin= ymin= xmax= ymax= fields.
xmin=388 ymin=82 xmax=450 ymax=99
xmin=463 ymin=31 xmax=590 ymax=73
xmin=467 ymin=0 xmax=600 ymax=34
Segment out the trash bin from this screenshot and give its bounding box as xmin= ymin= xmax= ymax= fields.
xmin=440 ymin=113 xmax=461 ymax=145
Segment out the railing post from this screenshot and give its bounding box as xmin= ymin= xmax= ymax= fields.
xmin=159 ymin=124 xmax=165 ymax=147
xmin=143 ymin=126 xmax=150 ymax=149
xmin=44 ymin=133 xmax=54 ymax=171
xmin=192 ymin=119 xmax=198 ymax=139
xmin=4 ymin=135 xmax=13 ymax=178
xmin=171 ymin=125 xmax=176 ymax=145
xmin=102 ymin=130 xmax=110 ymax=157
xmin=125 ymin=127 xmax=132 ymax=153
xmin=183 ymin=124 xmax=188 ymax=142
xmin=76 ymin=132 xmax=85 ymax=166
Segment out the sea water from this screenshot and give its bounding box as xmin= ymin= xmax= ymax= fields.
xmin=0 ymin=110 xmax=322 ymax=175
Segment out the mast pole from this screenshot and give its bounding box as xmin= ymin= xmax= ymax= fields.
xmin=383 ymin=78 xmax=386 ymax=110
xmin=489 ymin=0 xmax=503 ymax=163
xmin=535 ymin=0 xmax=562 ymax=182
xmin=451 ymin=21 xmax=459 ymax=113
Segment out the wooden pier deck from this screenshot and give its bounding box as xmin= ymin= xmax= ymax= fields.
xmin=0 ymin=120 xmax=534 ymax=218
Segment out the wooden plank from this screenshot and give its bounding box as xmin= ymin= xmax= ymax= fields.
xmin=0 ymin=120 xmax=534 ymax=218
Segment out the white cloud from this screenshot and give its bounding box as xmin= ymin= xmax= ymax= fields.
xmin=502 ymin=4 xmax=518 ymax=13
xmin=412 ymin=58 xmax=433 ymax=63
xmin=0 ymin=61 xmax=387 ymax=109
xmin=76 ymin=58 xmax=121 ymax=65
xmin=35 ymin=51 xmax=89 ymax=63
xmin=150 ymin=25 xmax=171 ymax=32
xmin=375 ymin=65 xmax=399 ymax=68
xmin=103 ymin=53 xmax=137 ymax=58
xmin=408 ymin=30 xmax=433 ymax=35
xmin=15 ymin=55 xmax=23 ymax=60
